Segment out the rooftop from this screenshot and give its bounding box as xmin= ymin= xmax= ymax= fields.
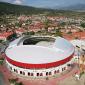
xmin=5 ymin=36 xmax=74 ymax=65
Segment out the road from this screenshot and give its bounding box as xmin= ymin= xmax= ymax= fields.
xmin=0 ymin=72 xmax=6 ymax=85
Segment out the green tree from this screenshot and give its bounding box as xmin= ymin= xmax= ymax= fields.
xmin=44 ymin=19 xmax=51 ymax=33
xmin=7 ymin=32 xmax=17 ymax=41
xmin=60 ymin=22 xmax=66 ymax=27
xmin=26 ymin=19 xmax=32 ymax=25
xmin=24 ymin=31 xmax=35 ymax=35
xmin=0 ymin=40 xmax=3 ymax=43
xmin=15 ymin=22 xmax=21 ymax=27
xmin=67 ymin=31 xmax=72 ymax=34
xmin=80 ymin=23 xmax=85 ymax=28
xmin=15 ymin=82 xmax=23 ymax=85
xmin=0 ymin=58 xmax=4 ymax=65
xmin=9 ymin=78 xmax=18 ymax=84
xmin=55 ymin=29 xmax=62 ymax=37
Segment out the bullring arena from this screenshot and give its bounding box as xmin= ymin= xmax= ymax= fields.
xmin=5 ymin=36 xmax=74 ymax=78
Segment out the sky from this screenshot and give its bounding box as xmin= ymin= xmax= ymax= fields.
xmin=0 ymin=0 xmax=85 ymax=8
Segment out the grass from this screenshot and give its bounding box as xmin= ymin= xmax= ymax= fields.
xmin=80 ymin=72 xmax=84 ymax=78
xmin=0 ymin=58 xmax=4 ymax=65
xmin=9 ymin=78 xmax=23 ymax=85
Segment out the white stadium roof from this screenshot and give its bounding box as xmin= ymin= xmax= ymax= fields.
xmin=5 ymin=36 xmax=74 ymax=64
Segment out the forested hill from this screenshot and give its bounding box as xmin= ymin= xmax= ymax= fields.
xmin=0 ymin=2 xmax=85 ymax=18
xmin=0 ymin=2 xmax=53 ymax=15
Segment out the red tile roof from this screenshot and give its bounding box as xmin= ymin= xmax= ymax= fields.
xmin=62 ymin=32 xmax=85 ymax=40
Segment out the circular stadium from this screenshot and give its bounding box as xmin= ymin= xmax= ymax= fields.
xmin=5 ymin=36 xmax=74 ymax=78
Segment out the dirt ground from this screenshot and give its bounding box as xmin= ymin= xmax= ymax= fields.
xmin=59 ymin=74 xmax=85 ymax=85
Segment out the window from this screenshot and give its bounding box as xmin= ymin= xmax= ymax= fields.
xmin=23 ymin=72 xmax=25 ymax=75
xmin=40 ymin=73 xmax=43 ymax=76
xmin=62 ymin=68 xmax=64 ymax=71
xmin=28 ymin=72 xmax=30 ymax=76
xmin=14 ymin=69 xmax=18 ymax=73
xmin=54 ymin=70 xmax=57 ymax=74
xmin=10 ymin=67 xmax=12 ymax=70
xmin=64 ymin=67 xmax=66 ymax=70
xmin=20 ymin=71 xmax=22 ymax=74
xmin=37 ymin=73 xmax=39 ymax=76
xmin=15 ymin=69 xmax=18 ymax=73
xmin=49 ymin=72 xmax=51 ymax=75
xmin=57 ymin=70 xmax=59 ymax=73
xmin=46 ymin=72 xmax=48 ymax=76
xmin=14 ymin=69 xmax=16 ymax=72
xmin=31 ymin=73 xmax=33 ymax=76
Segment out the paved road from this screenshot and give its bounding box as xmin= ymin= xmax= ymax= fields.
xmin=0 ymin=72 xmax=6 ymax=85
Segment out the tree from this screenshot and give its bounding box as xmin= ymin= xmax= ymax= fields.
xmin=80 ymin=23 xmax=85 ymax=28
xmin=26 ymin=19 xmax=32 ymax=25
xmin=9 ymin=78 xmax=18 ymax=84
xmin=44 ymin=19 xmax=50 ymax=33
xmin=67 ymin=31 xmax=72 ymax=34
xmin=55 ymin=29 xmax=62 ymax=37
xmin=0 ymin=58 xmax=4 ymax=65
xmin=15 ymin=22 xmax=21 ymax=27
xmin=7 ymin=32 xmax=17 ymax=41
xmin=0 ymin=40 xmax=3 ymax=43
xmin=74 ymin=37 xmax=79 ymax=39
xmin=60 ymin=22 xmax=66 ymax=27
xmin=25 ymin=31 xmax=35 ymax=35
xmin=15 ymin=82 xmax=23 ymax=85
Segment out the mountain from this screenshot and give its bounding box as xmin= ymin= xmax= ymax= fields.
xmin=1 ymin=2 xmax=85 ymax=18
xmin=58 ymin=4 xmax=85 ymax=11
xmin=0 ymin=2 xmax=53 ymax=15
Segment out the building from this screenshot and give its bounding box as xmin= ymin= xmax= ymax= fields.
xmin=0 ymin=32 xmax=13 ymax=41
xmin=79 ymin=55 xmax=85 ymax=73
xmin=71 ymin=39 xmax=85 ymax=62
xmin=5 ymin=36 xmax=74 ymax=78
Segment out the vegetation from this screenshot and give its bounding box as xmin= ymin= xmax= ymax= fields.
xmin=0 ymin=40 xmax=4 ymax=43
xmin=80 ymin=23 xmax=85 ymax=28
xmin=0 ymin=60 xmax=4 ymax=65
xmin=0 ymin=2 xmax=85 ymax=18
xmin=59 ymin=22 xmax=66 ymax=27
xmin=7 ymin=32 xmax=17 ymax=41
xmin=67 ymin=31 xmax=72 ymax=34
xmin=0 ymin=2 xmax=52 ymax=16
xmin=80 ymin=72 xmax=84 ymax=78
xmin=55 ymin=29 xmax=62 ymax=37
xmin=15 ymin=82 xmax=23 ymax=85
xmin=9 ymin=78 xmax=23 ymax=85
xmin=44 ymin=19 xmax=50 ymax=32
xmin=9 ymin=78 xmax=18 ymax=84
xmin=74 ymin=37 xmax=79 ymax=39
xmin=0 ymin=57 xmax=4 ymax=65
xmin=23 ymin=31 xmax=35 ymax=35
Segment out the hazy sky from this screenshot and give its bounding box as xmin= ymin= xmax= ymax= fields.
xmin=0 ymin=0 xmax=85 ymax=8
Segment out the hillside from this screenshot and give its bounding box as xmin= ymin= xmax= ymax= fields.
xmin=0 ymin=2 xmax=85 ymax=18
xmin=0 ymin=2 xmax=52 ymax=15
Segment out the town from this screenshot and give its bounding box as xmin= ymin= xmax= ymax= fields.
xmin=0 ymin=1 xmax=85 ymax=85
xmin=0 ymin=14 xmax=85 ymax=41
